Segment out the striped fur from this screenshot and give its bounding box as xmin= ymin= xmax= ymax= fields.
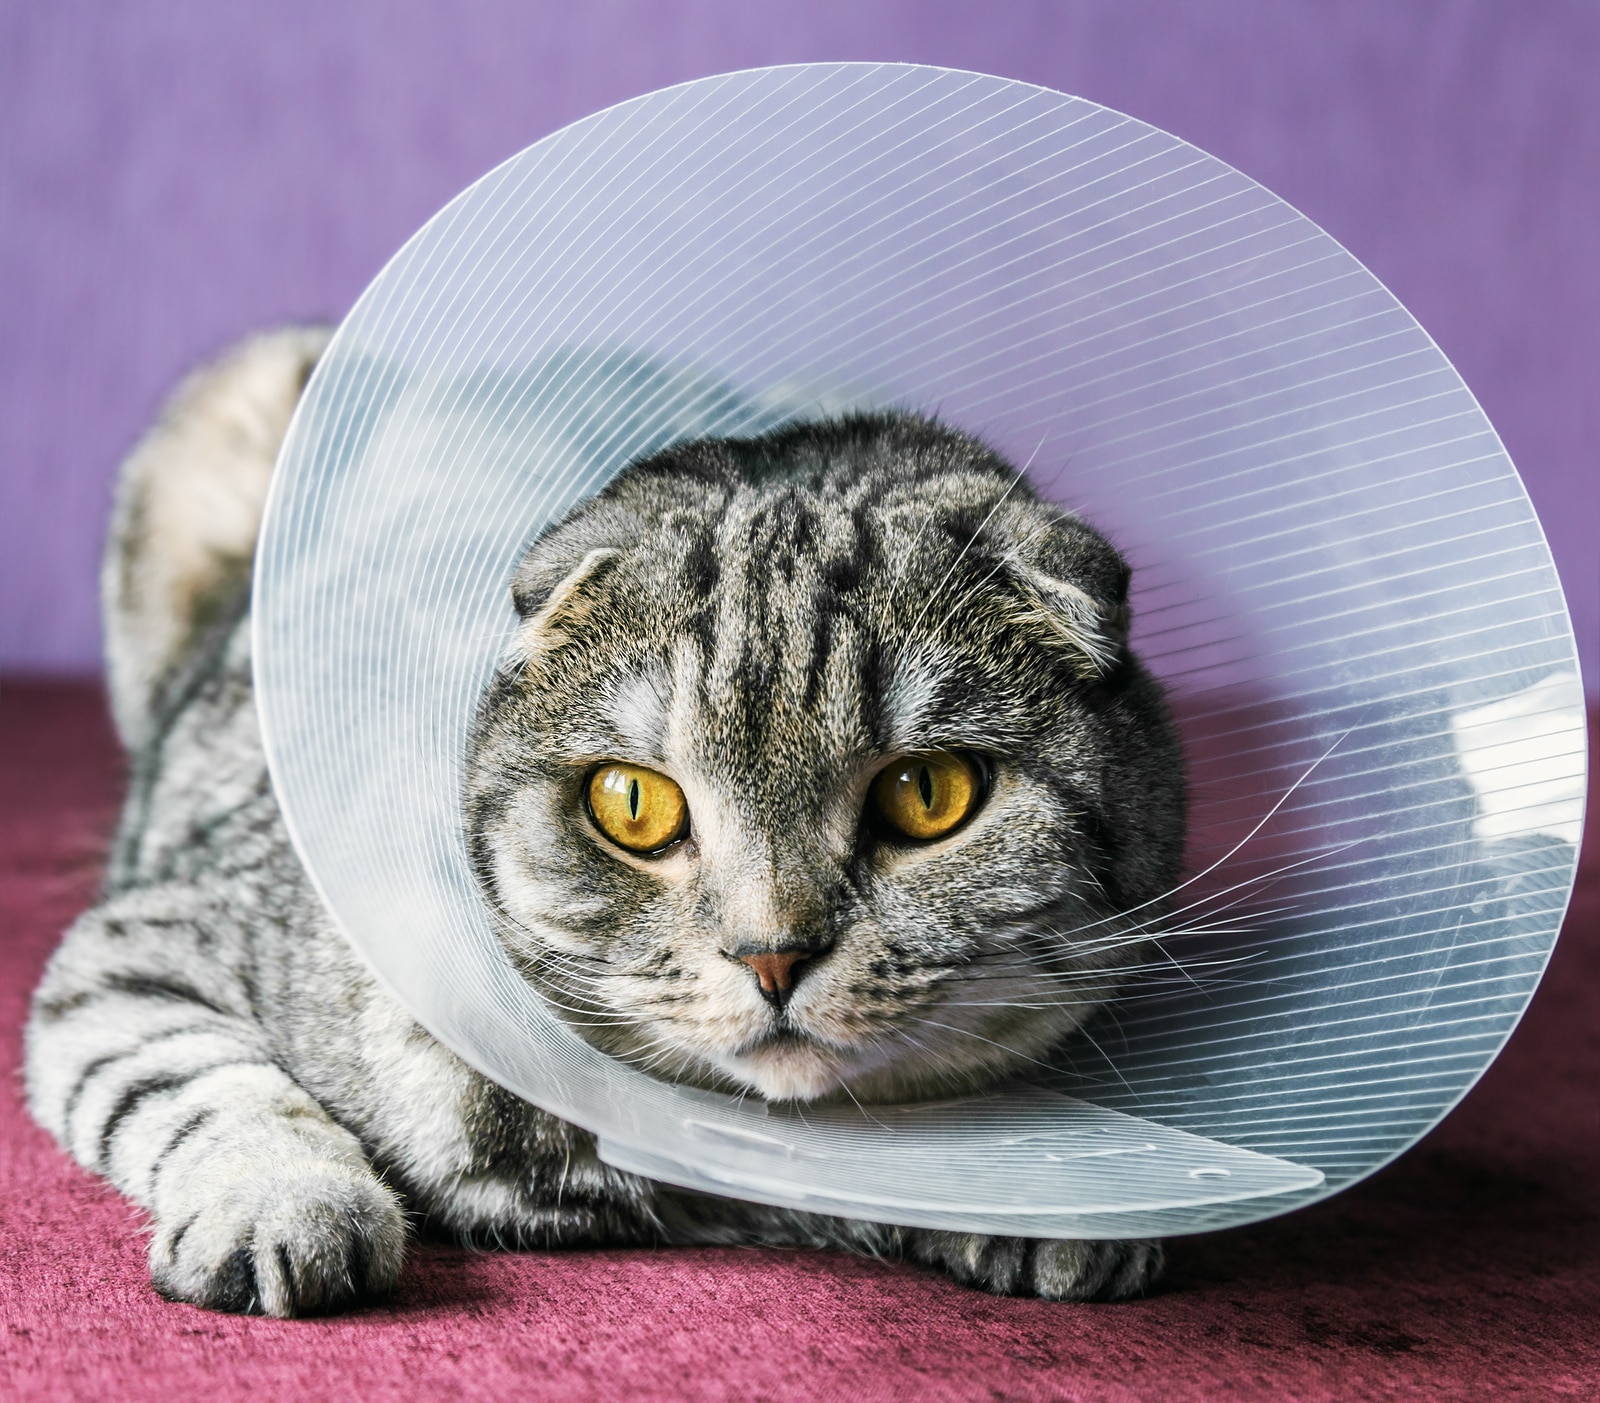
xmin=471 ymin=415 xmax=1187 ymax=1103
xmin=26 ymin=329 xmax=1178 ymax=1315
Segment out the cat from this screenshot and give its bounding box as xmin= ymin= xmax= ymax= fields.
xmin=26 ymin=327 xmax=1185 ymax=1317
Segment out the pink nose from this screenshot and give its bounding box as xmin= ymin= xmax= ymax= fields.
xmin=737 ymin=950 xmax=804 ymax=999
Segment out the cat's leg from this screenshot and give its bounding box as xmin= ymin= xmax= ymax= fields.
xmin=654 ymin=1193 xmax=1161 ymax=1301
xmin=25 ymin=883 xmax=406 ymax=1317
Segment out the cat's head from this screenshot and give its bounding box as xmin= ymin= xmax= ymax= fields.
xmin=465 ymin=413 xmax=1185 ymax=1103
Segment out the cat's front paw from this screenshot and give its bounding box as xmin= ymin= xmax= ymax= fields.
xmin=906 ymin=1230 xmax=1162 ymax=1301
xmin=149 ymin=1159 xmax=407 ymax=1317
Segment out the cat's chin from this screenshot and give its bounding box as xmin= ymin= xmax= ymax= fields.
xmin=715 ymin=1035 xmax=961 ymax=1104
xmin=716 ymin=1036 xmax=845 ymax=1102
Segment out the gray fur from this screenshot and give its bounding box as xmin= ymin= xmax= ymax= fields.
xmin=469 ymin=415 xmax=1186 ymax=1103
xmin=26 ymin=331 xmax=1181 ymax=1316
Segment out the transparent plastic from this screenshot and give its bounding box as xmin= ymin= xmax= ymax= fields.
xmin=254 ymin=65 xmax=1587 ymax=1238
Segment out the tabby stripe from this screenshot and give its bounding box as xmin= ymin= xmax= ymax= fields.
xmin=42 ymin=974 xmax=231 ymax=1023
xmin=275 ymin=1244 xmax=298 ymax=1315
xmin=107 ymin=586 xmax=250 ymax=892
xmin=149 ymin=1106 xmax=218 ymax=1185
xmin=95 ymin=1060 xmax=256 ymax=1170
xmin=345 ymin=1224 xmax=372 ymax=1293
xmin=61 ymin=1050 xmax=131 ymax=1136
xmin=207 ymin=1243 xmax=260 ymax=1314
xmin=60 ymin=1019 xmax=235 ymax=1138
xmin=154 ymin=776 xmax=274 ymax=879
xmin=102 ymin=972 xmax=232 ymax=1014
xmin=1079 ymin=1245 xmax=1116 ymax=1299
xmin=162 ymin=1212 xmax=199 ymax=1264
xmin=33 ymin=989 xmax=92 ymax=1022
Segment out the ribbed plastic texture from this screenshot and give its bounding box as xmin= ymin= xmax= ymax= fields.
xmin=255 ymin=64 xmax=1586 ymax=1237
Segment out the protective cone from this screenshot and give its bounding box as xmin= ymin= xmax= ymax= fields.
xmin=256 ymin=64 xmax=1586 ymax=1238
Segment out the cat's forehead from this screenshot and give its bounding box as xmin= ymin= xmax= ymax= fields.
xmin=712 ymin=481 xmax=860 ymax=560
xmin=584 ymin=612 xmax=1019 ymax=788
xmin=523 ymin=428 xmax=1091 ymax=773
xmin=630 ymin=470 xmax=1007 ymax=617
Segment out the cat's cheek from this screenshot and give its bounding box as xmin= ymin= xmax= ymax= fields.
xmin=486 ymin=844 xmax=606 ymax=958
xmin=616 ymin=952 xmax=765 ymax=1046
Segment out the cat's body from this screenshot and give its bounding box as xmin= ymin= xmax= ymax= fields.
xmin=26 ymin=330 xmax=1182 ymax=1316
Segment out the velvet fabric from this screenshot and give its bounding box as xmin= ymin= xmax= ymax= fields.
xmin=1 ymin=679 xmax=1594 ymax=1400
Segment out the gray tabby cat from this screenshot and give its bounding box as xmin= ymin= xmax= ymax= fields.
xmin=26 ymin=328 xmax=1185 ymax=1317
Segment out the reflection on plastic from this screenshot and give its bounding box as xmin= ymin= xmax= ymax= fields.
xmin=1452 ymin=671 xmax=1586 ymax=846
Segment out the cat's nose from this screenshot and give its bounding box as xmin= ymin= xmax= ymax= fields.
xmin=731 ymin=945 xmax=820 ymax=1008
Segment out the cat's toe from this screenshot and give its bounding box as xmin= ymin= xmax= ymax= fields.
xmin=1026 ymin=1237 xmax=1163 ymax=1301
xmin=908 ymin=1231 xmax=1163 ymax=1301
xmin=149 ymin=1162 xmax=407 ymax=1317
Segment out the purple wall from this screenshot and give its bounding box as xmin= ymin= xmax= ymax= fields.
xmin=3 ymin=1 xmax=1596 ymax=691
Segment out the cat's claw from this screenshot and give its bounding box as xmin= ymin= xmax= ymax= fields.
xmin=149 ymin=1161 xmax=407 ymax=1317
xmin=906 ymin=1230 xmax=1163 ymax=1301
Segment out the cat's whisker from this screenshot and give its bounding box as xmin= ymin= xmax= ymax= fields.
xmin=945 ymin=957 xmax=1260 ymax=1008
xmin=1060 ymin=1022 xmax=1143 ymax=1102
xmin=927 ymin=550 xmax=1016 ymax=643
xmin=926 ymin=510 xmax=1066 ymax=644
xmin=870 ymin=1026 xmax=986 ymax=1097
xmin=1034 ymin=737 xmax=1352 ymax=951
xmin=960 ymin=848 xmax=1324 ymax=982
xmin=1123 ymin=843 xmax=1353 ymax=940
xmin=516 ymin=965 xmax=624 ymax=1006
xmin=834 ymin=1078 xmax=893 ymax=1131
xmin=880 ymin=424 xmax=1047 ymax=625
xmin=946 ymin=948 xmax=1260 ymax=987
xmin=901 ymin=437 xmax=1044 ymax=644
xmin=901 ymin=1013 xmax=1130 ymax=1090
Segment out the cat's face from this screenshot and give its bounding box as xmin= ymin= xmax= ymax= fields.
xmin=466 ymin=415 xmax=1185 ymax=1103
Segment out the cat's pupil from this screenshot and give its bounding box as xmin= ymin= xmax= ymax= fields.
xmin=918 ymin=765 xmax=934 ymax=810
xmin=628 ymin=778 xmax=640 ymax=820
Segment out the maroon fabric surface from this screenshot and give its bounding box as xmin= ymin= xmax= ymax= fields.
xmin=2 ymin=680 xmax=1595 ymax=1401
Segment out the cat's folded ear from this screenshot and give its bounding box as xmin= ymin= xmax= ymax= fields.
xmin=511 ymin=544 xmax=619 ymax=625
xmin=997 ymin=514 xmax=1132 ymax=680
xmin=510 ymin=495 xmax=648 ymax=627
xmin=510 ymin=529 xmax=630 ymax=666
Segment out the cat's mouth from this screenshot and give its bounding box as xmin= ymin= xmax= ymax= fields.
xmin=742 ymin=1025 xmax=814 ymax=1053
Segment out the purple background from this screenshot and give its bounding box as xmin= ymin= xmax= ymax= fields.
xmin=3 ymin=1 xmax=1595 ymax=692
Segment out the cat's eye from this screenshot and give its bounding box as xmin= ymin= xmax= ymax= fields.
xmin=587 ymin=764 xmax=689 ymax=853
xmin=870 ymin=752 xmax=982 ymax=842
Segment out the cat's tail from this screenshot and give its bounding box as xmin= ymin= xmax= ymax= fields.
xmin=103 ymin=326 xmax=330 ymax=751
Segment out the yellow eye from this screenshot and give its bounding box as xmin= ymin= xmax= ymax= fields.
xmin=871 ymin=753 xmax=982 ymax=841
xmin=587 ymin=764 xmax=689 ymax=853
